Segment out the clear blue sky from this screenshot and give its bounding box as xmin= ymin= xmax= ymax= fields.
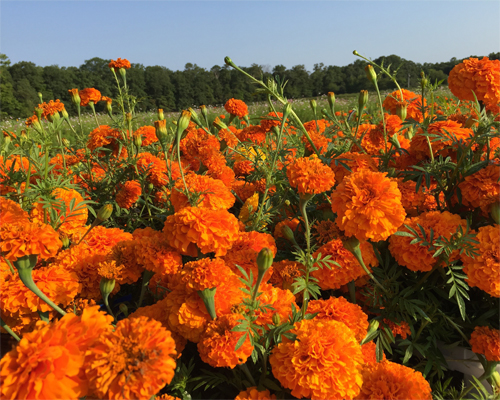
xmin=1 ymin=1 xmax=499 ymax=72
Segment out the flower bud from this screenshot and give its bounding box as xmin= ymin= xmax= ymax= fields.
xmin=310 ymin=99 xmax=317 ymax=115
xmin=272 ymin=313 xmax=281 ymax=326
xmin=68 ymin=89 xmax=81 ymax=107
xmin=96 ymin=204 xmax=113 ymax=222
xmin=282 ymin=225 xmax=296 ymax=243
xmin=420 ymin=74 xmax=428 ymax=91
xmin=396 ymin=103 xmax=407 ymax=121
xmin=47 ymin=111 xmax=60 ymax=123
xmin=154 ymin=120 xmax=168 ymax=144
xmin=61 ymin=108 xmax=69 ymax=120
xmin=100 ymin=277 xmax=116 ymax=298
xmin=188 ymin=107 xmax=202 ymax=126
xmin=224 ymin=56 xmax=235 ymax=67
xmin=126 ymin=112 xmax=133 ymax=122
xmin=62 ymin=138 xmax=70 ymax=148
xmin=353 ymin=50 xmax=360 ymax=56
xmin=243 ymin=115 xmax=250 ymax=125
xmin=32 ymin=118 xmax=43 ymax=132
xmin=271 ymin=126 xmax=280 ymax=136
xmin=119 ymin=67 xmax=127 ymax=81
xmin=61 ymin=234 xmax=70 ymax=248
xmin=367 ymin=319 xmax=379 ymax=335
xmin=358 ymin=90 xmax=369 ymax=111
xmin=464 ymin=116 xmax=475 ymax=129
xmin=491 ymin=202 xmax=500 ymax=224
xmin=256 ymin=247 xmax=274 ymax=274
xmin=213 ymin=117 xmax=228 ymax=131
xmin=365 ymin=65 xmax=377 ymax=84
xmin=157 ymin=109 xmax=164 ymax=121
xmin=200 ymin=105 xmax=208 ymax=120
xmin=37 ymin=92 xmax=43 ymax=103
xmin=119 ymin=303 xmax=129 ymax=317
xmin=105 ymin=101 xmax=112 ymax=116
xmin=13 ymin=254 xmax=38 ymax=272
xmin=133 ymin=134 xmax=142 ymax=148
xmin=198 ymin=287 xmax=217 ymax=320
xmin=34 ymin=107 xmax=43 ymax=120
xmin=327 ymin=92 xmax=336 ymax=110
xmin=176 ymin=110 xmax=191 ymax=136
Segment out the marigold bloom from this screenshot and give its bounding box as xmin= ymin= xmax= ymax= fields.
xmin=287 ymin=156 xmax=336 ymax=195
xmin=361 ymin=341 xmax=385 ymax=365
xmin=238 ymin=192 xmax=260 ymax=227
xmin=109 ymin=58 xmax=131 ymax=69
xmin=37 ymin=99 xmax=65 ymax=119
xmin=115 ymin=180 xmax=142 ymax=209
xmin=135 ymin=233 xmax=183 ymax=276
xmin=0 ymin=197 xmax=29 ymax=224
xmin=171 ymin=173 xmax=235 ymax=212
xmin=331 ymin=169 xmax=406 ymax=242
xmin=470 ymin=326 xmax=500 ymax=362
xmin=313 ymin=219 xmax=341 ymax=245
xmin=198 ymin=313 xmax=253 ymax=368
xmin=134 ymin=125 xmax=158 ymax=146
xmin=235 ymin=387 xmax=277 ymax=400
xmin=79 ymin=88 xmax=102 ymax=107
xmin=268 ymin=259 xmax=303 ymax=294
xmin=448 ymin=57 xmax=500 ymax=107
xmin=232 ymin=180 xmax=257 ymax=203
xmin=462 ymin=224 xmax=500 ymax=297
xmin=137 ymin=152 xmax=170 ymax=187
xmin=270 ymin=319 xmax=363 ymax=400
xmin=163 ymin=207 xmax=239 ymax=257
xmin=356 ymin=360 xmax=432 ymax=400
xmin=0 ymin=305 xmax=113 ymax=400
xmin=254 ymin=282 xmax=297 ymax=327
xmin=0 ymin=221 xmax=62 ymax=261
xmin=87 ymin=125 xmax=122 ymax=154
xmin=331 ymin=151 xmax=378 ymax=185
xmin=224 ymin=98 xmax=248 ymax=118
xmin=383 ymin=89 xmax=426 ymax=122
xmin=273 ymin=218 xmax=300 ymax=241
xmin=307 ymin=296 xmax=369 ymax=342
xmin=383 ymin=319 xmax=412 ymax=340
xmin=85 ymin=316 xmax=177 ymax=400
xmin=459 ymin=164 xmax=500 ymax=213
xmin=389 ymin=211 xmax=467 ymax=272
xmin=301 ymin=130 xmax=331 ymax=154
xmin=311 ymin=238 xmax=378 ymax=290
xmin=181 ymin=258 xmax=233 ymax=292
xmin=237 ymin=125 xmax=267 ymax=145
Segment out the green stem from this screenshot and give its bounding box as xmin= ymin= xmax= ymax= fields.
xmin=239 ymin=363 xmax=256 ymax=387
xmin=138 ymin=269 xmax=155 ymax=308
xmin=0 ymin=317 xmax=20 ymax=341
xmin=347 ymin=280 xmax=357 ymax=304
xmin=103 ymin=293 xmax=116 ymax=321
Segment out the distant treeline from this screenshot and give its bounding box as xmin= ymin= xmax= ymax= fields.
xmin=1 ymin=52 xmax=499 ymax=119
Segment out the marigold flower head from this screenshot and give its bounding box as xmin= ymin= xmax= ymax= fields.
xmin=235 ymin=387 xmax=277 ymax=400
xmin=268 ymin=259 xmax=303 ymax=294
xmin=85 ymin=316 xmax=177 ymax=400
xmin=224 ymin=98 xmax=248 ymax=118
xmin=0 ymin=221 xmax=62 ymax=261
xmin=389 ymin=211 xmax=467 ymax=272
xmin=301 ymin=130 xmax=331 ymax=154
xmin=0 ymin=305 xmax=113 ymax=400
xmin=86 ymin=125 xmax=121 ymax=154
xmin=331 ymin=151 xmax=378 ymax=185
xmin=107 ymin=240 xmax=144 ymax=284
xmin=361 ymin=341 xmax=386 ymax=365
xmin=313 ymin=219 xmax=341 ymax=245
xmin=137 ymin=152 xmax=170 ymax=187
xmin=198 ymin=313 xmax=253 ymax=368
xmin=115 ymin=180 xmax=142 ymax=209
xmin=307 ymin=296 xmax=369 ymax=342
xmin=459 ymin=164 xmax=500 ymax=213
xmin=383 ymin=89 xmax=426 ymax=122
xmin=238 ymin=192 xmax=260 ymax=227
xmin=171 ymin=173 xmax=235 ymax=212
xmin=109 ymin=58 xmax=131 ymax=69
xmin=270 ymin=318 xmax=363 ymax=400
xmin=232 ymin=180 xmax=257 ymax=203
xmin=254 ymin=283 xmax=297 ymax=327
xmin=287 ymin=155 xmax=336 ymax=195
xmin=82 ymin=225 xmax=133 ymax=255
xmin=181 ymin=258 xmax=233 ymax=292
xmin=37 ymin=99 xmax=65 ymax=119
xmin=356 ymin=360 xmax=432 ymax=400
xmin=383 ymin=319 xmax=412 ymax=339
xmin=331 ymin=169 xmax=406 ymax=242
xmin=133 ymin=125 xmax=158 ymax=146
xmin=462 ymin=224 xmax=500 ymax=297
xmin=448 ymin=57 xmax=500 ymax=106
xmin=470 ymin=326 xmax=500 ymax=361
xmin=163 ymin=207 xmax=239 ymax=257
xmin=0 ymin=197 xmax=29 ymax=225
xmin=273 ymin=218 xmax=300 ymax=241
xmin=311 ymin=238 xmax=378 ymax=290
xmin=237 ymin=125 xmax=267 ymax=145
xmin=79 ymin=88 xmax=101 ymax=107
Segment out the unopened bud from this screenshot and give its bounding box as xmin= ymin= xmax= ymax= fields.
xmin=34 ymin=107 xmax=43 ymax=120
xmin=61 ymin=108 xmax=69 ymax=120
xmin=119 ymin=303 xmax=129 ymax=317
xmin=133 ymin=134 xmax=142 ymax=148
xmin=327 ymin=92 xmax=336 ymax=110
xmin=188 ymin=107 xmax=202 ymax=126
xmin=100 ymin=277 xmax=116 ymax=298
xmin=272 ymin=313 xmax=281 ymax=326
xmin=353 ymin=50 xmax=360 ymax=56
xmin=464 ymin=116 xmax=475 ymax=129
xmin=61 ymin=234 xmax=70 ymax=248
xmin=105 ymin=101 xmax=112 ymax=116
xmin=47 ymin=111 xmax=60 ymax=123
xmin=256 ymin=247 xmax=274 ymax=274
xmin=271 ymin=126 xmax=280 ymax=136
xmin=491 ymin=202 xmax=500 ymax=224
xmin=284 ymin=199 xmax=291 ymax=206
xmin=176 ymin=110 xmax=191 ymax=135
xmin=198 ymin=287 xmax=217 ymax=320
xmin=96 ymin=204 xmax=113 ymax=222
xmin=358 ymin=90 xmax=369 ymax=111
xmin=365 ymin=65 xmax=377 ymax=84
xmin=38 ymin=92 xmax=43 ymax=103
xmin=157 ymin=109 xmax=164 ymax=121
xmin=367 ymin=319 xmax=379 ymax=335
xmin=200 ymin=105 xmax=208 ymax=120
xmin=68 ymin=89 xmax=81 ymax=107
xmin=154 ymin=120 xmax=168 ymax=144
xmin=310 ymin=99 xmax=317 ymax=115
xmin=396 ymin=103 xmax=407 ymax=121
xmin=420 ymin=73 xmax=428 ymax=91
xmin=213 ymin=117 xmax=228 ymax=131
xmin=62 ymin=138 xmax=70 ymax=147
xmin=126 ymin=112 xmax=133 ymax=122
xmin=282 ymin=225 xmax=295 ymax=243
xmin=224 ymin=56 xmax=235 ymax=67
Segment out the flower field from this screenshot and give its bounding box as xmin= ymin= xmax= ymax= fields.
xmin=0 ymin=52 xmax=499 ymax=400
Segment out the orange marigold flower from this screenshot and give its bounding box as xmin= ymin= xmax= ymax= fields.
xmin=224 ymin=98 xmax=248 ymax=118
xmin=0 ymin=197 xmax=29 ymax=224
xmin=137 ymin=152 xmax=170 ymax=187
xmin=470 ymin=326 xmax=500 ymax=362
xmin=459 ymin=164 xmax=500 ymax=212
xmin=163 ymin=207 xmax=239 ymax=257
xmin=37 ymin=99 xmax=65 ymax=119
xmin=82 ymin=225 xmax=133 ymax=255
xmin=383 ymin=89 xmax=426 ymax=123
xmin=238 ymin=192 xmax=260 ymax=227
xmin=361 ymin=341 xmax=385 ymax=365
xmin=260 ymin=111 xmax=286 ymax=132
xmin=462 ymin=224 xmax=500 ymax=297
xmin=136 ymin=234 xmax=183 ymax=276
xmin=301 ymin=130 xmax=331 ymax=154
xmin=171 ymin=173 xmax=235 ymax=212
xmin=86 ymin=125 xmax=121 ymax=153
xmin=270 ymin=319 xmax=363 ymax=400
xmin=331 ymin=151 xmax=378 ymax=185
xmin=383 ymin=319 xmax=412 ymax=340
xmin=356 ymin=360 xmax=431 ymax=400
xmin=232 ymin=179 xmax=257 ymax=203
xmin=313 ymin=219 xmax=341 ymax=245
xmin=116 ymin=180 xmax=142 ymax=209
xmin=273 ymin=218 xmax=300 ymax=241
xmin=134 ymin=125 xmax=158 ymax=146
xmin=287 ymin=155 xmax=336 ymax=195
xmin=109 ymin=58 xmax=131 ymax=69
xmin=85 ymin=316 xmax=177 ymax=400
xmin=198 ymin=313 xmax=253 ymax=368
xmin=0 ymin=305 xmax=113 ymax=400
xmin=254 ymin=283 xmax=297 ymax=327
xmin=389 ymin=211 xmax=467 ymax=272
xmin=331 ymin=169 xmax=406 ymax=242
xmin=311 ymin=238 xmax=378 ymax=290
xmin=79 ymin=88 xmax=102 ymax=107
xmin=235 ymin=387 xmax=277 ymax=400
xmin=218 ymin=127 xmax=240 ymax=148
xmin=268 ymin=259 xmax=303 ymax=294
xmin=107 ymin=240 xmax=144 ymax=284
xmin=237 ymin=125 xmax=267 ymax=145
xmin=307 ymin=296 xmax=369 ymax=342
xmin=181 ymin=258 xmax=233 ymax=292
xmin=448 ymin=57 xmax=500 ymax=106
xmin=0 ymin=222 xmax=62 ymax=261
xmin=25 ymin=115 xmax=38 ymax=127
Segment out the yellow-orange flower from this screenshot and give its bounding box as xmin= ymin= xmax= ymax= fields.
xmin=133 ymin=125 xmax=158 ymax=146
xmin=181 ymin=258 xmax=233 ymax=292
xmin=270 ymin=318 xmax=363 ymax=400
xmin=356 ymin=360 xmax=432 ymax=400
xmin=115 ymin=180 xmax=142 ymax=209
xmin=448 ymin=57 xmax=500 ymax=107
xmin=382 ymin=89 xmax=426 ymax=122
xmin=224 ymin=98 xmax=248 ymax=118
xmin=383 ymin=319 xmax=412 ymax=340
xmin=470 ymin=326 xmax=500 ymax=362
xmin=197 ymin=313 xmax=253 ymax=368
xmin=254 ymin=282 xmax=297 ymax=327
xmin=331 ymin=169 xmax=406 ymax=242
xmin=0 ymin=305 xmax=113 ymax=400
xmin=331 ymin=151 xmax=378 ymax=184
xmin=235 ymin=387 xmax=277 ymax=400
xmin=0 ymin=197 xmax=29 ymax=224
xmin=85 ymin=316 xmax=177 ymax=400
xmin=163 ymin=206 xmax=239 ymax=257
xmin=0 ymin=221 xmax=62 ymax=261
xmin=109 ymin=58 xmax=131 ymax=69
xmin=286 ymin=155 xmax=336 ymax=195
xmin=79 ymin=88 xmax=101 ymax=107
xmin=313 ymin=219 xmax=341 ymax=245
xmin=459 ymin=164 xmax=500 ymax=213
xmin=307 ymin=296 xmax=369 ymax=342
xmin=462 ymin=224 xmax=500 ymax=297
xmin=37 ymin=99 xmax=65 ymax=119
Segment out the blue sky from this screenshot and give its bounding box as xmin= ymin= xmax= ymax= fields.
xmin=1 ymin=1 xmax=499 ymax=72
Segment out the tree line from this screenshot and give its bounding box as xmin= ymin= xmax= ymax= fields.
xmin=1 ymin=52 xmax=499 ymax=119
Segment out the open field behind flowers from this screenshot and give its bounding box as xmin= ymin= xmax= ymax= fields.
xmin=0 ymin=54 xmax=499 ymax=400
